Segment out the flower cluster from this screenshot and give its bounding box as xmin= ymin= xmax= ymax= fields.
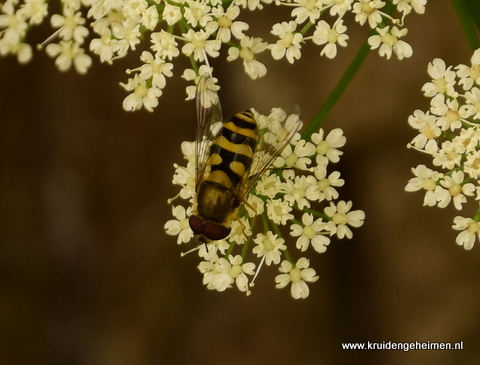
xmin=406 ymin=48 xmax=480 ymax=250
xmin=165 ymin=108 xmax=365 ymax=298
xmin=0 ymin=0 xmax=426 ymax=111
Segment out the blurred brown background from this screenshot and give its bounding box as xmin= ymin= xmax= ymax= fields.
xmin=2 ymin=1 xmax=480 ymax=364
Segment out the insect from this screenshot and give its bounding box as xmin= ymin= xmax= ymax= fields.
xmin=188 ymin=73 xmax=302 ymax=242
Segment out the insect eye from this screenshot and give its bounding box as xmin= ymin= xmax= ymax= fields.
xmin=203 ymin=223 xmax=231 ymax=241
xmin=189 ymin=215 xmax=204 ymax=235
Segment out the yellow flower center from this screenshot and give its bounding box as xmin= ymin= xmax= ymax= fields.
xmin=448 ymin=184 xmax=462 ymax=196
xmin=422 ymin=178 xmax=436 ymax=191
xmin=303 ymin=226 xmax=316 ymax=239
xmin=286 ymin=153 xmax=299 ymax=166
xmin=289 ymin=267 xmax=302 ymax=282
xmin=333 ymin=213 xmax=348 ymax=225
xmin=240 ymin=47 xmax=254 ymax=61
xmin=229 ymin=264 xmax=242 ymax=278
xmin=279 ymin=32 xmax=294 ymax=48
xmin=420 ymin=124 xmax=436 ymax=139
xmin=218 ymin=16 xmax=232 ymax=28
xmin=468 ymin=221 xmax=480 ymax=234
xmin=316 ymin=140 xmax=330 ymax=155
xmin=134 ymin=84 xmax=148 ymax=98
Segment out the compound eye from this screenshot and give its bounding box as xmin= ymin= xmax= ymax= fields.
xmin=189 ymin=215 xmax=204 ymax=235
xmin=203 ymin=223 xmax=231 ymax=241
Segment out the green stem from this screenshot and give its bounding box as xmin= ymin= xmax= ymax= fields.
xmin=301 ymin=3 xmax=396 ymax=140
xmin=473 ymin=204 xmax=480 ymax=222
xmin=301 ymin=35 xmax=372 ymax=141
xmin=452 ymin=0 xmax=480 ymax=50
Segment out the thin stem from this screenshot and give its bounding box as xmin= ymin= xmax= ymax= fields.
xmin=301 ymin=35 xmax=372 ymax=141
xmin=301 ymin=3 xmax=396 ymax=140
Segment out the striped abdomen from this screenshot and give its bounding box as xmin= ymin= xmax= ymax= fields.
xmin=196 ymin=110 xmax=257 ymax=224
xmin=209 ymin=110 xmax=257 ymax=186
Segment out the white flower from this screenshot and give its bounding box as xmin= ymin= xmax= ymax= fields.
xmin=164 ymin=205 xmax=194 ymax=244
xmin=45 ymin=40 xmax=92 ymax=74
xmin=324 ymin=201 xmax=365 ymax=239
xmin=120 ymin=74 xmax=162 ymax=112
xmin=50 ymin=9 xmax=88 ymax=44
xmin=182 ymin=65 xmax=216 ymax=101
xmin=198 ymin=254 xmax=221 ymax=290
xmin=235 ymin=0 xmax=265 ymax=11
xmin=0 ymin=0 xmax=28 ymax=39
xmin=270 ymin=21 xmax=303 ymax=63
xmin=282 ymin=175 xmax=318 ymax=209
xmin=405 ymin=165 xmax=443 ymax=207
xmin=311 ymin=128 xmax=346 ymax=164
xmin=21 ymin=0 xmax=49 ymax=25
xmin=274 ymin=136 xmax=315 ymax=172
xmin=464 ymin=149 xmax=480 ymax=179
xmin=227 ymin=36 xmax=268 ymax=79
xmin=290 ymin=213 xmax=330 ymax=253
xmin=135 ymin=51 xmax=173 ymax=89
xmin=266 ymin=198 xmax=294 ymax=225
xmin=313 ymin=166 xmax=344 ymax=201
xmin=368 ymin=26 xmax=413 ymax=60
xmin=252 ymin=232 xmax=286 ymax=265
xmin=89 ymin=28 xmax=115 ymax=62
xmin=211 ymin=255 xmax=255 ymax=293
xmin=208 ymin=4 xmax=248 ymax=43
xmin=393 ymin=0 xmax=427 ymax=15
xmin=181 ymin=29 xmax=220 ymax=62
xmin=162 ymin=3 xmax=182 ymax=26
xmin=111 ymin=17 xmax=141 ymax=51
xmin=422 ymin=58 xmax=457 ymax=97
xmin=330 ymin=0 xmax=354 ymax=17
xmin=275 ymin=258 xmax=319 ymax=299
xmin=456 ymin=49 xmax=480 ymax=91
xmin=255 ymin=173 xmax=283 ymax=198
xmin=228 ymin=218 xmax=252 ymax=245
xmin=151 ymin=31 xmax=180 ymax=60
xmin=407 ymin=109 xmax=440 ymax=153
xmin=291 ymin=0 xmax=321 ymax=24
xmin=312 ymin=19 xmax=349 ymax=59
xmin=353 ymin=0 xmax=386 ymax=28
xmin=432 ymin=140 xmax=464 ymax=170
xmin=453 ymin=216 xmax=480 ymax=250
xmin=245 ymin=193 xmax=265 ymax=217
xmin=435 ymin=171 xmax=475 ymax=210
xmin=171 ymin=161 xmax=196 ymax=200
xmin=429 ymin=94 xmax=463 ymax=131
xmin=184 ymin=0 xmax=212 ymax=27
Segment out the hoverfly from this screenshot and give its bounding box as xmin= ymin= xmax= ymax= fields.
xmin=188 ymin=73 xmax=302 ymax=243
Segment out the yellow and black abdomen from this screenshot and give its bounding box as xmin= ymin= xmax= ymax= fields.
xmin=196 ymin=110 xmax=257 ymax=224
xmin=210 ymin=110 xmax=257 ymax=186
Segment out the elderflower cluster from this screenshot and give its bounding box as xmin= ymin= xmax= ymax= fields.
xmin=406 ymin=48 xmax=480 ymax=250
xmin=1 ymin=0 xmax=425 ymax=111
xmin=165 ymin=108 xmax=365 ymax=299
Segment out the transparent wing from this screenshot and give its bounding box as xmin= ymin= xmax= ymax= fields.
xmin=195 ymin=73 xmax=223 ymax=186
xmin=239 ymin=107 xmax=303 ymax=201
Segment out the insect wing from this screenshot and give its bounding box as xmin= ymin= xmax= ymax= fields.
xmin=195 ymin=73 xmax=223 ymax=186
xmin=240 ymin=107 xmax=302 ymax=200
